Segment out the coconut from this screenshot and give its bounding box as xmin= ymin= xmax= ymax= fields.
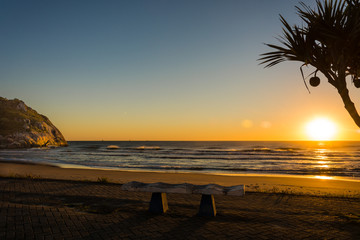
xmin=354 ymin=78 xmax=360 ymax=88
xmin=309 ymin=76 xmax=320 ymax=87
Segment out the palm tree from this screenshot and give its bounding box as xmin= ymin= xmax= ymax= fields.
xmin=259 ymin=0 xmax=360 ymax=127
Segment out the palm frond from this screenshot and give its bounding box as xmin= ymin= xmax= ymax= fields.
xmin=259 ymin=0 xmax=360 ymax=79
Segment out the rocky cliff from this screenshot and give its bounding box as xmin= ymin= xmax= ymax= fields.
xmin=0 ymin=97 xmax=67 ymax=149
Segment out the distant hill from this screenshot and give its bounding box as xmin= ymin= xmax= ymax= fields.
xmin=0 ymin=97 xmax=67 ymax=149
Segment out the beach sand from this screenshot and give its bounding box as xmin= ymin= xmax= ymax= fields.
xmin=1 ymin=161 xmax=360 ymax=197
xmin=1 ymin=161 xmax=360 ymax=239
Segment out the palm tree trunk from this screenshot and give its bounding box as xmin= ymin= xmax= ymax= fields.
xmin=338 ymin=87 xmax=360 ymax=128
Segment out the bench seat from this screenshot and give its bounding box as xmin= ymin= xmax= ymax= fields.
xmin=121 ymin=181 xmax=245 ymax=216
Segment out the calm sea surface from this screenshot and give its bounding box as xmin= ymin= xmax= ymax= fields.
xmin=1 ymin=141 xmax=360 ymax=180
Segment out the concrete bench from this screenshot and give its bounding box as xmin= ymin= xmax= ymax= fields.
xmin=121 ymin=181 xmax=245 ymax=216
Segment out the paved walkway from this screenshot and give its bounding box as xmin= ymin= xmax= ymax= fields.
xmin=1 ymin=178 xmax=360 ymax=239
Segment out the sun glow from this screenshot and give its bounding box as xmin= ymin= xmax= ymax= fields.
xmin=306 ymin=118 xmax=337 ymax=141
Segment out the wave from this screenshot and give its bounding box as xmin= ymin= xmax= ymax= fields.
xmin=142 ymin=155 xmax=313 ymax=161
xmin=106 ymin=145 xmax=120 ymax=149
xmin=135 ymin=146 xmax=161 ymax=150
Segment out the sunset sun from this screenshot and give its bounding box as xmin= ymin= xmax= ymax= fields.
xmin=305 ymin=118 xmax=337 ymax=141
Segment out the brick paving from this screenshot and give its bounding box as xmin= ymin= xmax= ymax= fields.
xmin=1 ymin=177 xmax=360 ymax=239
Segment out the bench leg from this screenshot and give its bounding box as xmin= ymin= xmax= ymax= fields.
xmin=198 ymin=194 xmax=216 ymax=217
xmin=149 ymin=192 xmax=168 ymax=213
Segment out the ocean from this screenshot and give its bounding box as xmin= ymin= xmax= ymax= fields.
xmin=1 ymin=141 xmax=360 ymax=180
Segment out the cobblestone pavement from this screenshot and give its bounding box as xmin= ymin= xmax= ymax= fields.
xmin=1 ymin=177 xmax=360 ymax=239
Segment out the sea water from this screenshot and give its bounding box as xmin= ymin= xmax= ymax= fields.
xmin=1 ymin=141 xmax=360 ymax=180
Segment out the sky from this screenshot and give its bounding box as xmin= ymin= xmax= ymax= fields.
xmin=1 ymin=0 xmax=360 ymax=141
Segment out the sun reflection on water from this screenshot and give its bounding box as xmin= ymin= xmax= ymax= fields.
xmin=316 ymin=165 xmax=329 ymax=168
xmin=312 ymin=149 xmax=331 ymax=168
xmin=315 ymin=149 xmax=327 ymax=154
xmin=314 ymin=176 xmax=333 ymax=180
xmin=317 ymin=161 xmax=328 ymax=164
xmin=316 ymin=155 xmax=327 ymax=160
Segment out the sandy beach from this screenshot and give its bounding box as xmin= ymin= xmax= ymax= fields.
xmin=1 ymin=160 xmax=360 ymax=239
xmin=1 ymin=163 xmax=360 ymax=239
xmin=1 ymin=160 xmax=360 ymax=197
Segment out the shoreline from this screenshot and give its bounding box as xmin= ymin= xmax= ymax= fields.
xmin=4 ymin=159 xmax=360 ymax=182
xmin=1 ymin=160 xmax=360 ymax=197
